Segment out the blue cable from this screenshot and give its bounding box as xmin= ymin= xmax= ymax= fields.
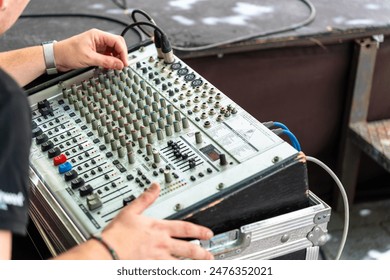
xmin=273 ymin=121 xmax=290 ymax=131
xmin=282 ymin=129 xmax=301 ymax=151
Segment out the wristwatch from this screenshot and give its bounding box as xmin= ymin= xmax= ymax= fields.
xmin=41 ymin=40 xmax=58 ymax=75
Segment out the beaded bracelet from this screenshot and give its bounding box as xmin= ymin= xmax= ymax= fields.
xmin=90 ymin=235 xmax=119 ymax=260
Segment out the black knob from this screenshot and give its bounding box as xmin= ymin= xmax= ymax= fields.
xmin=64 ymin=170 xmax=78 ymax=182
xmin=123 ymin=195 xmax=136 ymax=206
xmin=189 ymin=159 xmax=196 ymax=169
xmin=37 ymin=99 xmax=50 ymax=109
xmin=39 ymin=106 xmax=53 ymax=117
xmin=79 ymin=184 xmax=93 ymax=197
xmin=71 ymin=177 xmax=85 ymax=189
xmin=32 ymin=127 xmax=43 ymax=138
xmin=219 ymin=154 xmax=228 ymax=166
xmin=41 ymin=141 xmax=54 ymax=152
xmin=36 ymin=134 xmax=48 ymax=145
xmin=48 ymin=147 xmax=61 ymax=159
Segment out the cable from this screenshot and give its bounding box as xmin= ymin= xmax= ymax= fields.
xmin=130 ymin=9 xmax=157 ymax=37
xmin=120 ymin=21 xmax=165 ymax=38
xmin=306 ymin=156 xmax=349 ymax=260
xmin=273 ymin=121 xmax=290 ymax=131
xmin=267 ymin=121 xmax=302 ymax=151
xmin=20 ymin=13 xmax=143 ymax=42
xmin=172 ymin=0 xmax=316 ymax=52
xmin=282 ymin=129 xmax=301 ymax=151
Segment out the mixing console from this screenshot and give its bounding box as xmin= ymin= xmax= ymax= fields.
xmin=28 ymin=41 xmax=298 ymax=249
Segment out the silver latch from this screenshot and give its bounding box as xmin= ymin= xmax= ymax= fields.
xmin=307 ymin=226 xmax=328 ymax=246
xmin=200 ymin=229 xmax=251 ymax=259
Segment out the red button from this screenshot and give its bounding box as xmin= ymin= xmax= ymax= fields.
xmin=53 ymin=154 xmax=67 ymax=166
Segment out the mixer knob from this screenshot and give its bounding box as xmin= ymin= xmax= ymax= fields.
xmin=71 ymin=178 xmax=85 ymax=189
xmin=156 ymin=129 xmax=164 ymax=141
xmin=138 ymin=137 xmax=146 ymax=148
xmin=182 ymin=117 xmax=189 ymax=129
xmin=110 ymin=139 xmax=118 ymax=151
xmin=117 ymin=146 xmax=126 ymax=158
xmin=140 ymin=126 xmax=147 ymax=137
xmin=48 ymin=147 xmax=61 ymax=159
xmin=87 ymin=193 xmax=102 ymax=211
xmin=104 ymin=132 xmax=111 ymax=144
xmin=127 ymin=152 xmax=136 ymax=164
xmin=165 ymin=125 xmax=173 ymax=137
xmin=133 ymin=119 xmax=140 ymax=131
xmin=164 ymin=170 xmax=173 ymax=184
xmin=131 ymin=130 xmax=138 ymax=142
xmin=36 ymin=134 xmax=48 ymax=145
xmin=41 ymin=141 xmax=54 ymax=152
xmin=113 ymin=128 xmax=120 ymax=140
xmin=146 ymin=144 xmax=153 ymax=156
xmin=195 ymin=132 xmax=203 ymax=144
xmin=123 ymin=195 xmax=136 ymax=206
xmin=219 ymin=154 xmax=228 ymax=166
xmin=147 ymin=133 xmax=154 ymax=144
xmin=64 ymin=170 xmax=78 ymax=181
xmin=173 ymin=121 xmax=181 ymax=133
xmin=106 ymin=122 xmax=113 ymax=133
xmin=38 ymin=99 xmax=50 ymax=109
xmin=79 ymin=184 xmax=94 ymax=197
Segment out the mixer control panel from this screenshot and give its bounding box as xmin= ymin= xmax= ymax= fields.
xmin=29 ymin=42 xmax=297 ymax=238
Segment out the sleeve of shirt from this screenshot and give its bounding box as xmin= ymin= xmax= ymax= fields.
xmin=0 ymin=69 xmax=32 ymax=235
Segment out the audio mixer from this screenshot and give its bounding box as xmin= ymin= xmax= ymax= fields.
xmin=28 ymin=40 xmax=310 ymax=256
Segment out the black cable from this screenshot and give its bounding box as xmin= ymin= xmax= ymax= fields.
xmin=120 ymin=21 xmax=165 ymax=38
xmin=20 ymin=13 xmax=143 ymax=42
xmin=130 ymin=9 xmax=157 ymax=37
xmin=171 ymin=0 xmax=317 ymax=52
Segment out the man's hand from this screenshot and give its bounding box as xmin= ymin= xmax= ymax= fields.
xmin=54 ymin=28 xmax=128 ymax=72
xmin=101 ymin=183 xmax=215 ymax=260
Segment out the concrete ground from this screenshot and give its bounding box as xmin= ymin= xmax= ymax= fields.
xmin=321 ymin=198 xmax=390 ymax=260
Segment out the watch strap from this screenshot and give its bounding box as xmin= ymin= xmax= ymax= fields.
xmin=42 ymin=40 xmax=58 ymax=75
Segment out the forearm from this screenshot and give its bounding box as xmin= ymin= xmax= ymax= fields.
xmin=0 ymin=46 xmax=45 ymax=87
xmin=0 ymin=230 xmax=12 ymax=260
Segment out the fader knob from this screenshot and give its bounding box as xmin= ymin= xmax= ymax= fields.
xmin=79 ymin=184 xmax=94 ymax=197
xmin=41 ymin=141 xmax=54 ymax=152
xmin=48 ymin=147 xmax=61 ymax=159
xmin=71 ymin=178 xmax=85 ymax=189
xmin=36 ymin=134 xmax=48 ymax=145
xmin=64 ymin=170 xmax=78 ymax=181
xmin=32 ymin=127 xmax=43 ymax=138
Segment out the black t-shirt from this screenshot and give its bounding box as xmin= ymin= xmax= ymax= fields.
xmin=0 ymin=68 xmax=32 ymax=235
